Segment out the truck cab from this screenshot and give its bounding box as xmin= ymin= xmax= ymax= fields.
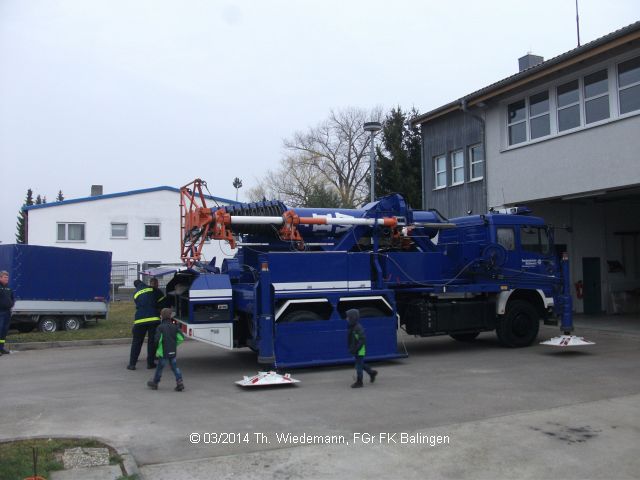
xmin=396 ymin=210 xmax=561 ymax=347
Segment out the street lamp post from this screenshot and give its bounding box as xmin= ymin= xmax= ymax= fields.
xmin=363 ymin=121 xmax=382 ymax=202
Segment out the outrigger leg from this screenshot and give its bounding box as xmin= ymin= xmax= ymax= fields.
xmin=541 ymin=252 xmax=595 ymax=347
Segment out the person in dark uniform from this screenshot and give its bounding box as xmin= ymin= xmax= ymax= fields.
xmin=346 ymin=309 xmax=378 ymax=388
xmin=0 ymin=270 xmax=15 ymax=355
xmin=149 ymin=277 xmax=169 ymax=310
xmin=127 ymin=279 xmax=161 ymax=370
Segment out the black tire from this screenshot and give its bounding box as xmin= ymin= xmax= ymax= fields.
xmin=38 ymin=316 xmax=59 ymax=333
xmin=496 ymin=300 xmax=539 ymax=347
xmin=450 ymin=332 xmax=480 ymax=342
xmin=279 ymin=310 xmax=324 ymax=323
xmin=359 ymin=306 xmax=386 ymax=318
xmin=16 ymin=324 xmax=35 ymax=333
xmin=63 ymin=316 xmax=83 ymax=331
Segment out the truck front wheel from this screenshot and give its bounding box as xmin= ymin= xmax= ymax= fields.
xmin=496 ymin=300 xmax=539 ymax=348
xmin=450 ymin=332 xmax=480 ymax=342
xmin=38 ymin=316 xmax=59 ymax=333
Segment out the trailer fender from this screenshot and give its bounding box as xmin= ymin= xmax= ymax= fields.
xmin=496 ymin=289 xmax=553 ymax=315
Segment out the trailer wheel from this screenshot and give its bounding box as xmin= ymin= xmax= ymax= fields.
xmin=279 ymin=310 xmax=323 ymax=323
xmin=450 ymin=332 xmax=480 ymax=342
xmin=38 ymin=316 xmax=59 ymax=333
xmin=16 ymin=324 xmax=35 ymax=333
xmin=496 ymin=300 xmax=539 ymax=347
xmin=63 ymin=316 xmax=83 ymax=331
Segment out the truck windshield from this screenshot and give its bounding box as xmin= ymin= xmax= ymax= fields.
xmin=520 ymin=226 xmax=550 ymax=255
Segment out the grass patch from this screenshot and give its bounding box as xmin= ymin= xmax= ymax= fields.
xmin=8 ymin=302 xmax=135 ymax=343
xmin=0 ymin=438 xmax=120 ymax=480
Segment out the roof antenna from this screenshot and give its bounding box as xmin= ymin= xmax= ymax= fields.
xmin=575 ymin=0 xmax=581 ymax=47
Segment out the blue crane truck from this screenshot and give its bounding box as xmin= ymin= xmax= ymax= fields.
xmin=160 ymin=179 xmax=584 ymax=369
xmin=0 ymin=244 xmax=112 ymax=333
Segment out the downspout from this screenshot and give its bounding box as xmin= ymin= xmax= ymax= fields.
xmin=460 ymin=99 xmax=487 ymax=212
xmin=420 ymin=128 xmax=426 ymax=210
xmin=407 ymin=117 xmax=427 ymax=211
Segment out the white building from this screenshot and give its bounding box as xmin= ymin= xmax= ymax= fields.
xmin=24 ymin=185 xmax=238 ymax=286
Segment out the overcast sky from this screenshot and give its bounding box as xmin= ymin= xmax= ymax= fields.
xmin=0 ymin=0 xmax=637 ymax=243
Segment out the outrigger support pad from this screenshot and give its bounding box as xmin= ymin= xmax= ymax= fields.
xmin=541 ymin=335 xmax=595 ymax=347
xmin=235 ymin=371 xmax=301 ymax=387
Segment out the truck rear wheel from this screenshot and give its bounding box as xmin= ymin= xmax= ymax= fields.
xmin=359 ymin=306 xmax=386 ymax=318
xmin=38 ymin=316 xmax=59 ymax=333
xmin=279 ymin=310 xmax=323 ymax=323
xmin=496 ymin=300 xmax=539 ymax=347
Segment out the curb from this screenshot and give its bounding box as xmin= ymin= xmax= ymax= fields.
xmin=0 ymin=435 xmax=141 ymax=478
xmin=8 ymin=338 xmax=131 ymax=351
xmin=112 ymin=443 xmax=141 ymax=478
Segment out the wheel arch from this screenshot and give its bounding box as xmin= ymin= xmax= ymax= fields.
xmin=497 ymin=289 xmax=548 ymax=319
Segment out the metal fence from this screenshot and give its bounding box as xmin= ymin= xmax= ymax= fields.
xmin=110 ymin=262 xmax=182 ymax=302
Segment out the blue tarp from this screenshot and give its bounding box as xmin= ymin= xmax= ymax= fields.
xmin=0 ymin=244 xmax=112 ymax=301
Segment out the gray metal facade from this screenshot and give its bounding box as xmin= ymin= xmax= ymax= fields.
xmin=417 ymin=40 xmax=640 ymax=314
xmin=421 ymin=110 xmax=486 ymax=218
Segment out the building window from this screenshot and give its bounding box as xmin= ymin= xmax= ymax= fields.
xmin=529 ymin=91 xmax=550 ymax=139
xmin=557 ymin=80 xmax=581 ymax=131
xmin=434 ymin=155 xmax=447 ymax=189
xmin=111 ymin=223 xmax=128 ymax=238
xmin=584 ymin=69 xmax=609 ymax=124
xmin=57 ymin=223 xmax=85 ymax=242
xmin=508 ymin=91 xmax=551 ymax=145
xmin=618 ymin=56 xmax=640 ymax=115
xmin=144 ymin=223 xmax=160 ymax=239
xmin=469 ymin=144 xmax=484 ymax=180
xmin=507 ymin=99 xmax=527 ymax=145
xmin=506 ymin=57 xmax=640 ymax=147
xmin=451 ymin=150 xmax=464 ymax=185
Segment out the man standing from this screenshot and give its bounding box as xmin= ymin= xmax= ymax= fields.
xmin=127 ymin=279 xmax=161 ymax=370
xmin=346 ymin=309 xmax=378 ymax=388
xmin=149 ymin=277 xmax=169 ymax=310
xmin=0 ymin=271 xmax=15 ymax=355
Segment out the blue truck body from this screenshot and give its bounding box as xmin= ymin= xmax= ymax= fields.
xmin=0 ymin=244 xmax=112 ymax=332
xmin=168 ymin=193 xmax=570 ymax=368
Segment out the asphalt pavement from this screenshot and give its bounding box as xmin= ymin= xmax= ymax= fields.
xmin=1 ymin=323 xmax=639 ymax=479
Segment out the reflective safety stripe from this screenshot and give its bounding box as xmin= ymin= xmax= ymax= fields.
xmin=134 ymin=317 xmax=160 ymax=325
xmin=0 ymin=339 xmax=5 ymax=344
xmin=134 ymin=288 xmax=153 ymax=300
xmin=157 ymin=296 xmax=166 ymax=303
xmin=354 ymin=333 xmax=366 ymax=356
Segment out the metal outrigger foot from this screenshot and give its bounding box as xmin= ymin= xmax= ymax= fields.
xmin=235 ymin=371 xmax=301 ymax=387
xmin=542 ymin=253 xmax=595 ymax=348
xmin=541 ymin=335 xmax=595 ymax=347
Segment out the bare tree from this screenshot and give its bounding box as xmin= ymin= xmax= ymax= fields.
xmin=246 ymin=107 xmax=380 ymax=208
xmin=247 ymin=155 xmax=336 ymax=207
xmin=284 ymin=107 xmax=382 ymax=207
